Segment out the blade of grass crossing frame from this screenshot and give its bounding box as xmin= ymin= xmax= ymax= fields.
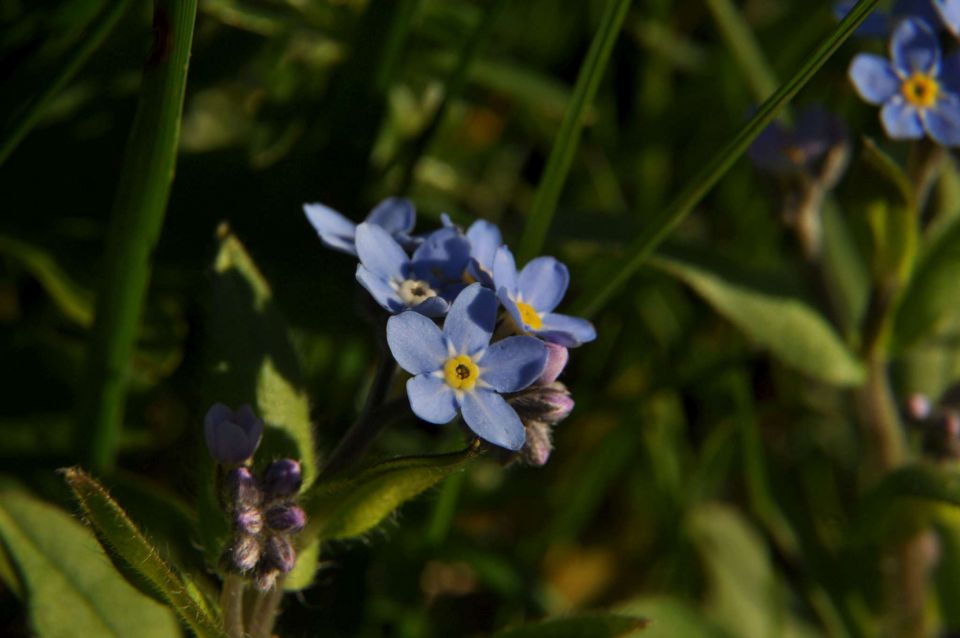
xmin=77 ymin=0 xmax=199 ymax=474
xmin=575 ymin=0 xmax=882 ymax=318
xmin=516 ymin=0 xmax=631 ymax=261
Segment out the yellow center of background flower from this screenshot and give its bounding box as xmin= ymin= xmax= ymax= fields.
xmin=901 ymin=73 xmax=939 ymax=109
xmin=443 ymin=354 xmax=479 ymax=390
xmin=516 ymin=301 xmax=542 ymax=330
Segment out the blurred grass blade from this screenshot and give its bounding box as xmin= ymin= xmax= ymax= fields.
xmin=575 ymin=0 xmax=882 ymax=318
xmin=77 ymin=0 xmax=199 ymax=474
xmin=516 ymin=0 xmax=631 ymax=261
xmin=0 ymin=0 xmax=134 ymax=167
xmin=62 ymin=468 xmax=227 ymax=638
xmin=704 ymin=0 xmax=778 ymax=101
xmin=492 ymin=613 xmax=648 ymax=638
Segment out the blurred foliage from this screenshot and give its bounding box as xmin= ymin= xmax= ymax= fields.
xmin=3 ymin=0 xmax=960 ymax=636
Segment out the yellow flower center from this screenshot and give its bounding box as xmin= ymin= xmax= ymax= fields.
xmin=901 ymin=73 xmax=939 ymax=109
xmin=443 ymin=354 xmax=479 ymax=391
xmin=516 ymin=301 xmax=542 ymax=330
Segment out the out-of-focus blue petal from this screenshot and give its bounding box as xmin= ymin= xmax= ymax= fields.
xmin=747 ymin=119 xmax=794 ymax=172
xmin=881 ymin=100 xmax=926 ymax=138
xmin=492 ymin=246 xmax=519 ymax=295
xmin=538 ymin=312 xmax=598 ymax=347
xmin=898 ymin=0 xmax=943 ymax=28
xmin=941 ymin=51 xmax=960 ymax=93
xmin=460 ymin=390 xmax=526 ymax=451
xmin=407 ymin=375 xmax=458 ymax=424
xmin=412 ymin=227 xmax=471 ymax=283
xmin=440 ymin=213 xmax=456 ymax=228
xmin=834 ymin=1 xmax=891 ymax=37
xmin=935 ymin=0 xmax=960 ymax=37
xmin=304 ymin=203 xmax=358 ymax=255
xmin=518 ymin=257 xmax=569 ymax=313
xmin=925 ymin=94 xmax=960 ymax=145
xmin=356 ymin=223 xmax=409 ymax=279
xmin=498 ymin=288 xmax=528 ymax=332
xmin=356 ymin=265 xmax=404 ymax=313
xmin=366 ymin=197 xmax=415 ymax=235
xmin=890 ymin=18 xmax=940 ymax=75
xmin=477 ymin=336 xmax=547 ymax=393
xmin=387 ymin=311 xmax=448 ymax=374
xmin=849 ymin=54 xmax=901 ymax=104
xmin=444 ymin=283 xmax=496 ymax=354
xmin=466 ymin=220 xmax=502 ymax=272
xmin=793 ymin=106 xmax=848 ymax=163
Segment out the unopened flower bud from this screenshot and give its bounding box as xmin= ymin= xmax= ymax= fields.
xmin=225 ymin=467 xmax=262 ymax=511
xmin=263 ymin=459 xmax=302 ymax=498
xmin=520 ymin=420 xmax=553 ymax=467
xmin=538 ymin=343 xmax=569 ymax=385
xmin=253 ymin=567 xmax=278 ymax=593
xmin=235 ymin=508 xmax=264 ymax=535
xmin=229 ymin=534 xmax=261 ymax=573
xmin=508 ymin=382 xmax=574 ymax=426
xmin=204 ymin=403 xmax=263 ymax=465
xmin=263 ymin=536 xmax=296 ymax=573
xmin=265 ymin=505 xmax=306 ymax=534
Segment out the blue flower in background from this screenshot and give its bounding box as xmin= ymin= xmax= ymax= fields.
xmin=935 ymin=0 xmax=960 ymax=36
xmin=748 ymin=105 xmax=849 ymax=181
xmin=493 ymin=247 xmax=597 ymax=348
xmin=304 ymin=197 xmax=418 ymax=256
xmin=387 ymin=283 xmax=547 ymax=450
xmin=835 ymin=0 xmax=942 ymax=37
xmin=849 ymin=18 xmax=960 ymax=145
xmin=355 ymin=223 xmax=470 ymax=316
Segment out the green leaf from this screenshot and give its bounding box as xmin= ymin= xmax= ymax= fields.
xmin=492 ymin=613 xmax=648 ymax=638
xmin=863 ymin=463 xmax=960 ymax=508
xmin=283 ymin=535 xmax=320 ymax=592
xmin=62 ymin=467 xmax=227 ymax=638
xmin=516 ymin=0 xmax=631 ymax=260
xmin=575 ymin=0 xmax=884 ymax=318
xmin=616 ymin=597 xmax=727 ymax=638
xmin=652 ymin=254 xmax=864 ymax=385
xmin=304 ymin=445 xmax=479 ymax=541
xmin=0 ymin=479 xmax=181 ymax=638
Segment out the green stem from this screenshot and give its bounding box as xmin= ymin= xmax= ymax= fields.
xmin=220 ymin=574 xmax=246 ymax=638
xmin=76 ymin=0 xmax=198 ymax=474
xmin=574 ymin=0 xmax=883 ymax=318
xmin=516 ymin=0 xmax=631 ymax=261
xmin=248 ymin=580 xmax=285 ymax=638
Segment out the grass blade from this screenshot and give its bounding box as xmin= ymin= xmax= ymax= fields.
xmin=575 ymin=0 xmax=882 ymax=318
xmin=516 ymin=0 xmax=631 ymax=261
xmin=704 ymin=0 xmax=778 ymax=102
xmin=77 ymin=0 xmax=199 ymax=474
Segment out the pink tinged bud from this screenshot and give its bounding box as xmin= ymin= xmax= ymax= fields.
xmin=947 ymin=412 xmax=960 ymax=438
xmin=909 ymin=393 xmax=932 ymax=420
xmin=263 ymin=459 xmax=303 ymax=498
xmin=538 ymin=343 xmax=569 ymax=385
xmin=264 ymin=536 xmax=296 ymax=573
xmin=231 ymin=534 xmax=261 ymax=572
xmin=265 ymin=506 xmax=306 ymax=534
xmin=520 ymin=420 xmax=553 ymax=467
xmin=253 ymin=568 xmax=278 ymax=593
xmin=204 ymin=403 xmax=263 ymax=465
xmin=542 ymin=386 xmax=574 ymax=423
xmin=235 ymin=508 xmax=264 ymax=535
xmin=225 ymin=467 xmax=262 ymax=510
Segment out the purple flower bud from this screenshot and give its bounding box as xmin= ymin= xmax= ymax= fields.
xmin=538 ymin=343 xmax=569 ymax=385
xmin=520 ymin=420 xmax=553 ymax=467
xmin=253 ymin=567 xmax=278 ymax=593
xmin=204 ymin=403 xmax=263 ymax=465
xmin=229 ymin=534 xmax=261 ymax=573
xmin=263 ymin=459 xmax=303 ymax=498
xmin=263 ymin=536 xmax=296 ymax=573
xmin=225 ymin=467 xmax=262 ymax=511
xmin=265 ymin=505 xmax=306 ymax=534
xmin=507 ymin=381 xmax=574 ymax=426
xmin=235 ymin=508 xmax=264 ymax=535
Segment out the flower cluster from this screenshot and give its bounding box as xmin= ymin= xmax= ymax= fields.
xmin=305 ymin=199 xmax=596 ymax=464
xmin=205 ymin=404 xmax=307 ymax=591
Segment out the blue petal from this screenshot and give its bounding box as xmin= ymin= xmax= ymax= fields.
xmin=366 ymin=197 xmax=415 ymax=235
xmin=896 ymin=0 xmax=942 ymax=27
xmin=460 ymin=390 xmax=526 ymax=451
xmin=411 ymin=227 xmax=471 ymax=283
xmin=303 ymin=203 xmax=358 ymax=255
xmin=387 ymin=311 xmax=448 ymax=374
xmin=834 ymin=1 xmax=891 ymax=37
xmin=407 ymin=374 xmax=459 ymax=424
xmin=538 ymin=312 xmax=598 ymax=347
xmin=492 ymin=246 xmax=519 ymax=295
xmin=881 ymin=99 xmax=925 ymax=139
xmin=849 ymin=54 xmax=900 ymax=105
xmin=356 ymin=222 xmax=410 ymax=280
xmin=941 ymin=51 xmax=960 ymax=94
xmin=356 ymin=264 xmax=404 ymax=313
xmin=497 ymin=287 xmax=528 ymax=332
xmin=444 ymin=283 xmax=496 ymax=355
xmin=466 ymin=258 xmax=496 ymax=287
xmin=466 ymin=220 xmax=502 ymax=273
xmin=477 ymin=336 xmax=547 ymax=393
xmin=935 ymin=0 xmax=960 ymax=37
xmin=890 ymin=18 xmax=940 ymax=75
xmin=925 ymin=94 xmax=960 ymax=145
xmin=411 ymin=296 xmax=450 ymax=317
xmin=518 ymin=256 xmax=569 ymax=313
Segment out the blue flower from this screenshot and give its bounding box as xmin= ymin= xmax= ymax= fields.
xmin=356 ymin=223 xmax=470 ymax=316
xmin=935 ymin=0 xmax=960 ymax=36
xmin=386 ymin=283 xmax=547 ymax=450
xmin=465 ymin=220 xmax=503 ymax=286
xmin=748 ymin=106 xmax=849 ymax=182
xmin=204 ymin=403 xmax=263 ymax=465
xmin=492 ymin=247 xmax=597 ymax=348
xmin=304 ymin=197 xmax=418 ymax=256
xmin=849 ymin=18 xmax=960 ymax=146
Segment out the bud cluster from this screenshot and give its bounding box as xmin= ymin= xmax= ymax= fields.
xmin=506 ymin=343 xmax=575 ymax=466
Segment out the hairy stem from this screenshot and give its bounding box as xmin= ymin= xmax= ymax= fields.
xmin=220 ymin=574 xmax=246 ymax=638
xmin=248 ymin=580 xmax=285 ymax=638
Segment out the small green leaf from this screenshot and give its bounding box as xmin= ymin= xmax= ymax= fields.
xmin=617 ymin=597 xmax=727 ymax=638
xmin=305 ymin=445 xmax=479 ymax=541
xmin=492 ymin=613 xmax=648 ymax=638
xmin=62 ymin=467 xmax=227 ymax=638
xmin=283 ymin=535 xmax=320 ymax=592
xmin=0 ymin=480 xmax=181 ymax=638
xmin=863 ymin=463 xmax=960 ymax=508
xmin=652 ymin=254 xmax=864 ymax=385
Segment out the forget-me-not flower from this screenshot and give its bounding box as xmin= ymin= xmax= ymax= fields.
xmin=356 ymin=223 xmax=470 ymax=316
xmin=386 ymin=283 xmax=547 ymax=450
xmin=493 ymin=247 xmax=597 ymax=348
xmin=439 ymin=214 xmax=504 ymax=286
xmin=849 ymin=18 xmax=960 ymax=145
xmin=304 ymin=197 xmax=418 ymax=256
xmin=935 ymin=0 xmax=960 ymax=36
xmin=748 ymin=106 xmax=849 ymax=183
